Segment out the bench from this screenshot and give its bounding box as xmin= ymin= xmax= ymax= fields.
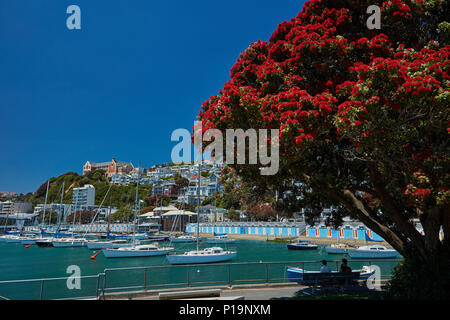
xmin=158 ymin=289 xmax=222 ymax=300
xmin=302 ymin=272 xmax=361 ymax=294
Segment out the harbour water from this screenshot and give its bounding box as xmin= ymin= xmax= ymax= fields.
xmin=0 ymin=239 xmax=400 ymax=300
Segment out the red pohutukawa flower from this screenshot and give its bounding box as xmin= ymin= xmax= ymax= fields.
xmin=197 ymin=0 xmax=448 ymax=208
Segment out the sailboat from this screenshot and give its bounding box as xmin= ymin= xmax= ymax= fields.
xmin=87 ymin=192 xmax=138 ymax=250
xmin=166 ymin=159 xmax=237 ymax=265
xmin=102 ymin=163 xmax=174 ymax=258
xmin=52 ymin=184 xmax=87 ymax=247
xmin=168 ymin=189 xmax=197 ymax=243
xmin=35 ymin=180 xmax=56 ymax=248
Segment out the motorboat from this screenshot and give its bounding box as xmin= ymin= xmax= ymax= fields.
xmin=166 ymin=246 xmax=237 ymax=265
xmin=347 ymin=245 xmax=400 ymax=259
xmin=287 ymin=240 xmax=318 ymax=250
xmin=286 ymin=265 xmax=376 ymax=284
xmin=102 ymin=243 xmax=174 ymax=258
xmin=325 ymin=243 xmax=353 ymax=254
xmin=205 ymin=235 xmax=236 ymax=244
xmin=52 ymin=238 xmax=87 ymax=247
xmin=86 ymin=239 xmax=138 ymax=250
xmin=169 ymin=235 xmax=197 ymax=243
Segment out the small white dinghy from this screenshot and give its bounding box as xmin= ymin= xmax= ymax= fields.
xmin=102 ymin=243 xmax=174 ymax=258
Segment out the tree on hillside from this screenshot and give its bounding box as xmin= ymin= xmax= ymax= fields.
xmin=110 ymin=207 xmax=134 ymax=223
xmin=65 ymin=210 xmax=97 ymax=224
xmin=197 ymin=0 xmax=449 ymax=298
xmin=245 ymin=203 xmax=277 ymax=221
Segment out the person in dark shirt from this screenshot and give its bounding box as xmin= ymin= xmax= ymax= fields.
xmin=340 ymin=258 xmax=352 ymax=273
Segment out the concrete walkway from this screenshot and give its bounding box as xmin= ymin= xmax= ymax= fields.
xmin=105 ymin=283 xmax=306 ymax=300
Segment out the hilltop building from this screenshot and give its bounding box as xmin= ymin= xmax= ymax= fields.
xmin=83 ymin=156 xmax=134 ymax=177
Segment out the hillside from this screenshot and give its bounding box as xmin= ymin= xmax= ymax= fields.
xmin=26 ymin=170 xmax=152 ymax=210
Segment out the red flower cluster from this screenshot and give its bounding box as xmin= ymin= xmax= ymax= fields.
xmin=197 ymin=0 xmax=448 ymax=207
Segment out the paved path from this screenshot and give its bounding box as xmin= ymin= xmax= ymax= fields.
xmin=109 ymin=284 xmax=306 ymax=300
xmin=219 ymin=285 xmax=304 ymax=300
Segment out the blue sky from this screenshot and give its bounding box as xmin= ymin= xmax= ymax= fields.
xmin=0 ymin=0 xmax=305 ymax=193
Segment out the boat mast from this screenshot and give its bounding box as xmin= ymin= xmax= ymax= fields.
xmin=132 ymin=162 xmax=141 ymax=244
xmin=56 ymin=181 xmax=65 ymax=232
xmin=196 ymin=159 xmax=201 ymax=251
xmin=72 ymin=188 xmax=79 ymax=236
xmin=106 ymin=193 xmax=112 ymax=235
xmin=41 ymin=180 xmax=50 ymax=228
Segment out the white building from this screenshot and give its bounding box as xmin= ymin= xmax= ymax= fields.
xmin=72 ymin=184 xmax=95 ymax=211
xmin=0 ymin=201 xmax=32 ymax=214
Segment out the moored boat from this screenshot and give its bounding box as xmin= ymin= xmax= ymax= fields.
xmin=3 ymin=235 xmax=22 ymax=243
xmin=19 ymin=236 xmax=37 ymax=245
xmin=286 ymin=265 xmax=376 ymax=284
xmin=35 ymin=238 xmax=54 ymax=247
xmin=205 ymin=235 xmax=235 ymax=244
xmin=52 ymin=238 xmax=87 ymax=247
xmin=86 ymin=239 xmax=138 ymax=250
xmin=325 ymin=243 xmax=353 ymax=254
xmin=166 ymin=246 xmax=237 ymax=265
xmin=347 ymin=245 xmax=400 ymax=259
xmin=169 ymin=235 xmax=197 ymax=243
xmin=102 ymin=243 xmax=174 ymax=258
xmin=287 ymin=240 xmax=318 ymax=250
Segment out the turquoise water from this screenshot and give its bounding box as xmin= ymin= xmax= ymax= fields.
xmin=0 ymin=240 xmax=400 ymax=299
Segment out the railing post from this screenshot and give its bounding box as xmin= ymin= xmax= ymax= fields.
xmin=95 ymin=274 xmax=100 ymax=299
xmin=265 ymin=263 xmax=269 ymax=284
xmin=143 ymin=269 xmax=147 ymax=290
xmin=186 ymin=267 xmax=190 ymax=287
xmin=39 ymin=280 xmax=44 ymax=300
xmin=102 ymin=272 xmax=107 ymax=300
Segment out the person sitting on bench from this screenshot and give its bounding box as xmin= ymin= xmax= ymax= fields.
xmin=320 ymin=260 xmax=331 ymax=273
xmin=340 ymin=258 xmax=352 ymax=273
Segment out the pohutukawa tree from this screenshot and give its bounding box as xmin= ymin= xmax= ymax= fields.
xmin=197 ymin=0 xmax=449 ymax=298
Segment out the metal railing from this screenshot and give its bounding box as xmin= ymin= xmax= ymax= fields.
xmin=0 ymin=259 xmax=399 ymax=300
xmin=0 ymin=274 xmax=105 ymax=300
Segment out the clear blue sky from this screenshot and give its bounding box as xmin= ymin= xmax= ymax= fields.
xmin=0 ymin=0 xmax=305 ymax=193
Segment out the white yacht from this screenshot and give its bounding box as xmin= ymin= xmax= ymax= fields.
xmin=347 ymin=245 xmax=400 ymax=259
xmin=169 ymin=235 xmax=197 ymax=243
xmin=205 ymin=235 xmax=236 ymax=244
xmin=166 ymin=246 xmax=236 ymax=265
xmin=166 ymin=161 xmax=237 ymax=265
xmin=86 ymin=239 xmax=137 ymax=250
xmin=2 ymin=235 xmax=22 ymax=243
xmin=19 ymin=236 xmax=38 ymax=245
xmin=52 ymin=238 xmax=87 ymax=247
xmin=102 ymin=243 xmax=174 ymax=258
